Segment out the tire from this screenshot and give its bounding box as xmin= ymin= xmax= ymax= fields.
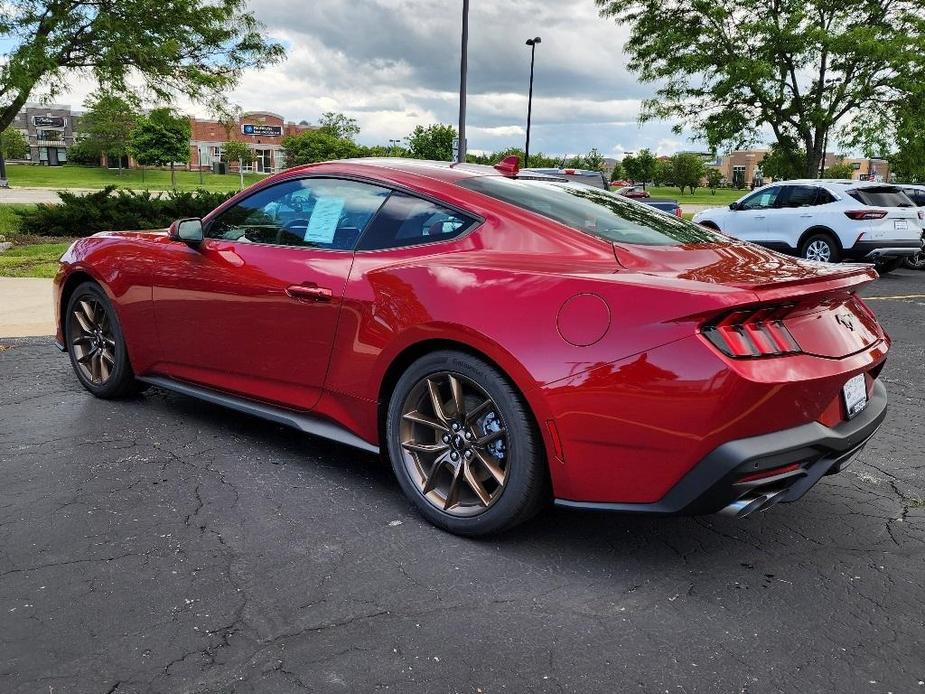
xmin=874 ymin=257 xmax=903 ymax=275
xmin=65 ymin=282 xmax=144 ymax=399
xmin=800 ymin=232 xmax=841 ymax=263
xmin=903 ymin=251 xmax=925 ymax=271
xmin=385 ymin=350 xmax=548 ymax=536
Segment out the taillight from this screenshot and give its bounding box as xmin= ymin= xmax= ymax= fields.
xmin=845 ymin=210 xmax=887 ymax=220
xmin=701 ymin=305 xmax=802 ymax=358
xmin=674 ymin=207 xmax=683 ymax=218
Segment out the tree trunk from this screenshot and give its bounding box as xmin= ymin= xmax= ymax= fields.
xmin=170 ymin=162 xmax=176 ymax=190
xmin=0 ymin=92 xmax=31 ymax=188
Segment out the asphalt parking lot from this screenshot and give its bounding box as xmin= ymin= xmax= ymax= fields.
xmin=1 ymin=269 xmax=924 ymax=694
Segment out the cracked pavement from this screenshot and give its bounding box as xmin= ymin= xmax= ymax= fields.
xmin=1 ymin=269 xmax=924 ymax=693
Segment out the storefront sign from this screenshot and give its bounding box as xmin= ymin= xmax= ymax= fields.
xmin=242 ymin=124 xmax=282 ymax=137
xmin=32 ymin=115 xmax=66 ymax=128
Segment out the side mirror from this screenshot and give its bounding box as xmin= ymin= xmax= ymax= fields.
xmin=728 ymin=202 xmax=740 ymax=211
xmin=171 ymin=218 xmax=203 ymax=245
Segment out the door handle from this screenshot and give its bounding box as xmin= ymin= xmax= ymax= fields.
xmin=286 ymin=285 xmax=333 ymax=302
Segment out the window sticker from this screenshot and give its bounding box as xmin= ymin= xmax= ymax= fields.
xmin=304 ymin=197 xmax=345 ymax=244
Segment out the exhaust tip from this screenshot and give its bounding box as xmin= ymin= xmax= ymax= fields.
xmin=719 ymin=495 xmax=769 ymax=519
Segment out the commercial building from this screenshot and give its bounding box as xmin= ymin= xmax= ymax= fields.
xmin=9 ymin=103 xmax=81 ymax=166
xmin=189 ymin=112 xmax=315 ymax=173
xmin=715 ymin=149 xmax=892 ymax=186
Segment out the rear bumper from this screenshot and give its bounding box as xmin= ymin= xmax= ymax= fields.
xmin=844 ymin=239 xmax=923 ymax=260
xmin=555 ymin=379 xmax=887 ymax=516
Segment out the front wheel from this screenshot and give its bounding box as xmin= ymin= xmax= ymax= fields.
xmin=386 ymin=351 xmax=548 ymax=536
xmin=65 ymin=282 xmax=144 ymax=399
xmin=800 ymin=233 xmax=841 ymax=263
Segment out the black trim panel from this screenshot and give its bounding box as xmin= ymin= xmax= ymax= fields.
xmin=555 ymin=379 xmax=887 ymax=516
xmin=139 ymin=375 xmax=380 ymax=454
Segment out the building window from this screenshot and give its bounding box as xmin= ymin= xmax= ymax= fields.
xmin=731 ymin=165 xmax=746 ymax=188
xmin=37 ymin=129 xmax=62 ymax=142
xmin=39 ymin=147 xmax=48 ymax=161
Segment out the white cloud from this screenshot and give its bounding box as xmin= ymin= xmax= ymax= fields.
xmin=23 ymin=0 xmax=702 ymax=156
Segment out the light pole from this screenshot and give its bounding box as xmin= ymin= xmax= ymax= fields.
xmin=388 ymin=139 xmax=401 ymax=156
xmin=457 ymin=0 xmax=469 ymax=163
xmin=524 ymin=36 xmax=541 ymax=169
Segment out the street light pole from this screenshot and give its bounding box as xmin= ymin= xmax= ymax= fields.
xmin=524 ymin=36 xmax=541 ymax=169
xmin=457 ymin=0 xmax=469 ymax=164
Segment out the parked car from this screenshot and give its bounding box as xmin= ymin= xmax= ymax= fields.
xmin=897 ymin=184 xmax=925 ymax=270
xmin=520 ymin=167 xmax=608 ymax=189
xmin=692 ymin=180 xmax=924 ymax=274
xmin=55 ymin=158 xmax=890 ymax=536
xmin=616 ymin=185 xmax=651 ymax=199
xmin=643 ymin=199 xmax=683 ymax=218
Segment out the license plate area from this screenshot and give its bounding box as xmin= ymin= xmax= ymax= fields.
xmin=843 ymin=374 xmax=868 ymax=419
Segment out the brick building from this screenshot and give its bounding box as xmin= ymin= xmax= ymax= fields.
xmin=715 ymin=149 xmax=892 ymax=186
xmin=189 ymin=111 xmax=315 ymax=173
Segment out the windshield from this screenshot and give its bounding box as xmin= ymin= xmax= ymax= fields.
xmin=459 ymin=176 xmax=724 ymax=246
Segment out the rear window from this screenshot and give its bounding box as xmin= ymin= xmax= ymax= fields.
xmin=459 ymin=176 xmax=724 ymax=246
xmin=847 ymin=186 xmax=915 ymax=208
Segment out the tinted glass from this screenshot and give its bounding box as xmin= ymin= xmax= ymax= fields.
xmin=207 ymin=178 xmax=390 ymax=249
xmin=739 ymin=187 xmax=780 ymax=210
xmin=815 ymin=188 xmax=836 ymax=205
xmin=458 ymin=177 xmax=724 ymax=246
xmin=779 ymin=185 xmax=818 ymax=208
xmin=847 ymin=187 xmax=915 ymax=208
xmin=357 ymin=192 xmax=477 ymax=251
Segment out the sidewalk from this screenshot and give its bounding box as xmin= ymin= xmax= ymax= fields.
xmin=0 ymin=187 xmax=97 ymax=204
xmin=0 ymin=278 xmax=55 ymax=337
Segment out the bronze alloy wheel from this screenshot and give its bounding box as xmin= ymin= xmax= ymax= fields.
xmin=68 ymin=297 xmax=117 ymax=386
xmin=399 ymin=371 xmax=510 ymax=516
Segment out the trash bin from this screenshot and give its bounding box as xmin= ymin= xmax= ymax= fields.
xmin=212 ymin=162 xmax=227 ymax=175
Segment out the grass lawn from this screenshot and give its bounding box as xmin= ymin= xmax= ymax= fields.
xmin=646 ymin=186 xmax=744 ymax=205
xmin=0 ymin=204 xmax=35 ymax=235
xmin=0 ymin=242 xmax=71 ymax=278
xmin=6 ymin=164 xmax=266 ymax=193
xmin=1 ymin=203 xmax=69 ymax=278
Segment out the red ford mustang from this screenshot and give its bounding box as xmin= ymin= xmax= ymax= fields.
xmin=54 ymin=158 xmax=889 ymax=536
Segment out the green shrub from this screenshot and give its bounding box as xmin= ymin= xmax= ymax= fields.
xmin=18 ymin=186 xmax=235 ymax=237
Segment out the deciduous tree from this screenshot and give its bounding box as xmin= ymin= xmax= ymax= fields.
xmin=671 ymin=153 xmax=705 ymax=194
xmin=0 ymin=0 xmax=283 ymax=183
xmin=319 ymin=113 xmax=360 ymax=142
xmin=129 ymin=108 xmax=191 ymax=190
xmin=79 ymin=93 xmax=138 ymax=175
xmin=0 ymin=128 xmax=28 ymax=159
xmin=281 ymin=130 xmax=358 ymax=167
xmin=407 ymin=124 xmax=457 ymax=161
xmin=597 ymin=0 xmax=925 ymax=177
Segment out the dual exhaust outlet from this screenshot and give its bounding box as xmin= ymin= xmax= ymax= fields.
xmin=719 ymin=489 xmax=788 ymax=518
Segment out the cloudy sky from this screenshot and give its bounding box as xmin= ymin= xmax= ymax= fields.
xmin=39 ymin=0 xmax=701 ymax=158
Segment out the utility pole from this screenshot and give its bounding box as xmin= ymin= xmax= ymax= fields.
xmin=524 ymin=37 xmax=542 ymax=169
xmin=457 ymin=0 xmax=469 ymax=164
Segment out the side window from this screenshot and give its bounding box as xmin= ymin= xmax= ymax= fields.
xmin=206 ymin=178 xmax=390 ymax=250
xmin=739 ymin=186 xmax=780 ymax=210
xmin=815 ymin=188 xmax=836 ymax=205
xmin=778 ymin=185 xmax=818 ymax=208
xmin=356 ymin=192 xmax=478 ymax=251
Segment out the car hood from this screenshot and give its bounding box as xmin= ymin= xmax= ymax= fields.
xmin=612 ymin=240 xmax=876 ymax=291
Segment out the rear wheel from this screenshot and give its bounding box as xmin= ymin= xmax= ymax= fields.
xmin=65 ymin=282 xmax=144 ymax=399
xmin=800 ymin=233 xmax=841 ymax=263
xmin=386 ymin=351 xmax=547 ymax=536
xmin=903 ymin=251 xmax=925 ymax=271
xmin=874 ymin=257 xmax=904 ymax=275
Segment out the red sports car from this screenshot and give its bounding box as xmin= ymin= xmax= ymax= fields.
xmin=54 ymin=158 xmax=889 ymax=536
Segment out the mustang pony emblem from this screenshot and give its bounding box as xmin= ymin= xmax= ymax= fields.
xmin=836 ymin=313 xmax=856 ymax=331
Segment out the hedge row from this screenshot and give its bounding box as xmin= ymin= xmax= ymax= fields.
xmin=18 ymin=186 xmax=235 ymax=237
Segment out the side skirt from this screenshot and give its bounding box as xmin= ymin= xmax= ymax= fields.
xmin=139 ymin=375 xmax=380 ymax=455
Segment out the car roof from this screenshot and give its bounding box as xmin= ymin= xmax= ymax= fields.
xmin=269 ymin=157 xmax=501 ymax=186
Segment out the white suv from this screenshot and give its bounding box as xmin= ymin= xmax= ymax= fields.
xmin=693 ymin=180 xmax=924 ymax=272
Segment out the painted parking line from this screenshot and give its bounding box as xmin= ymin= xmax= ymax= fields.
xmin=864 ymin=294 xmax=925 ymax=301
